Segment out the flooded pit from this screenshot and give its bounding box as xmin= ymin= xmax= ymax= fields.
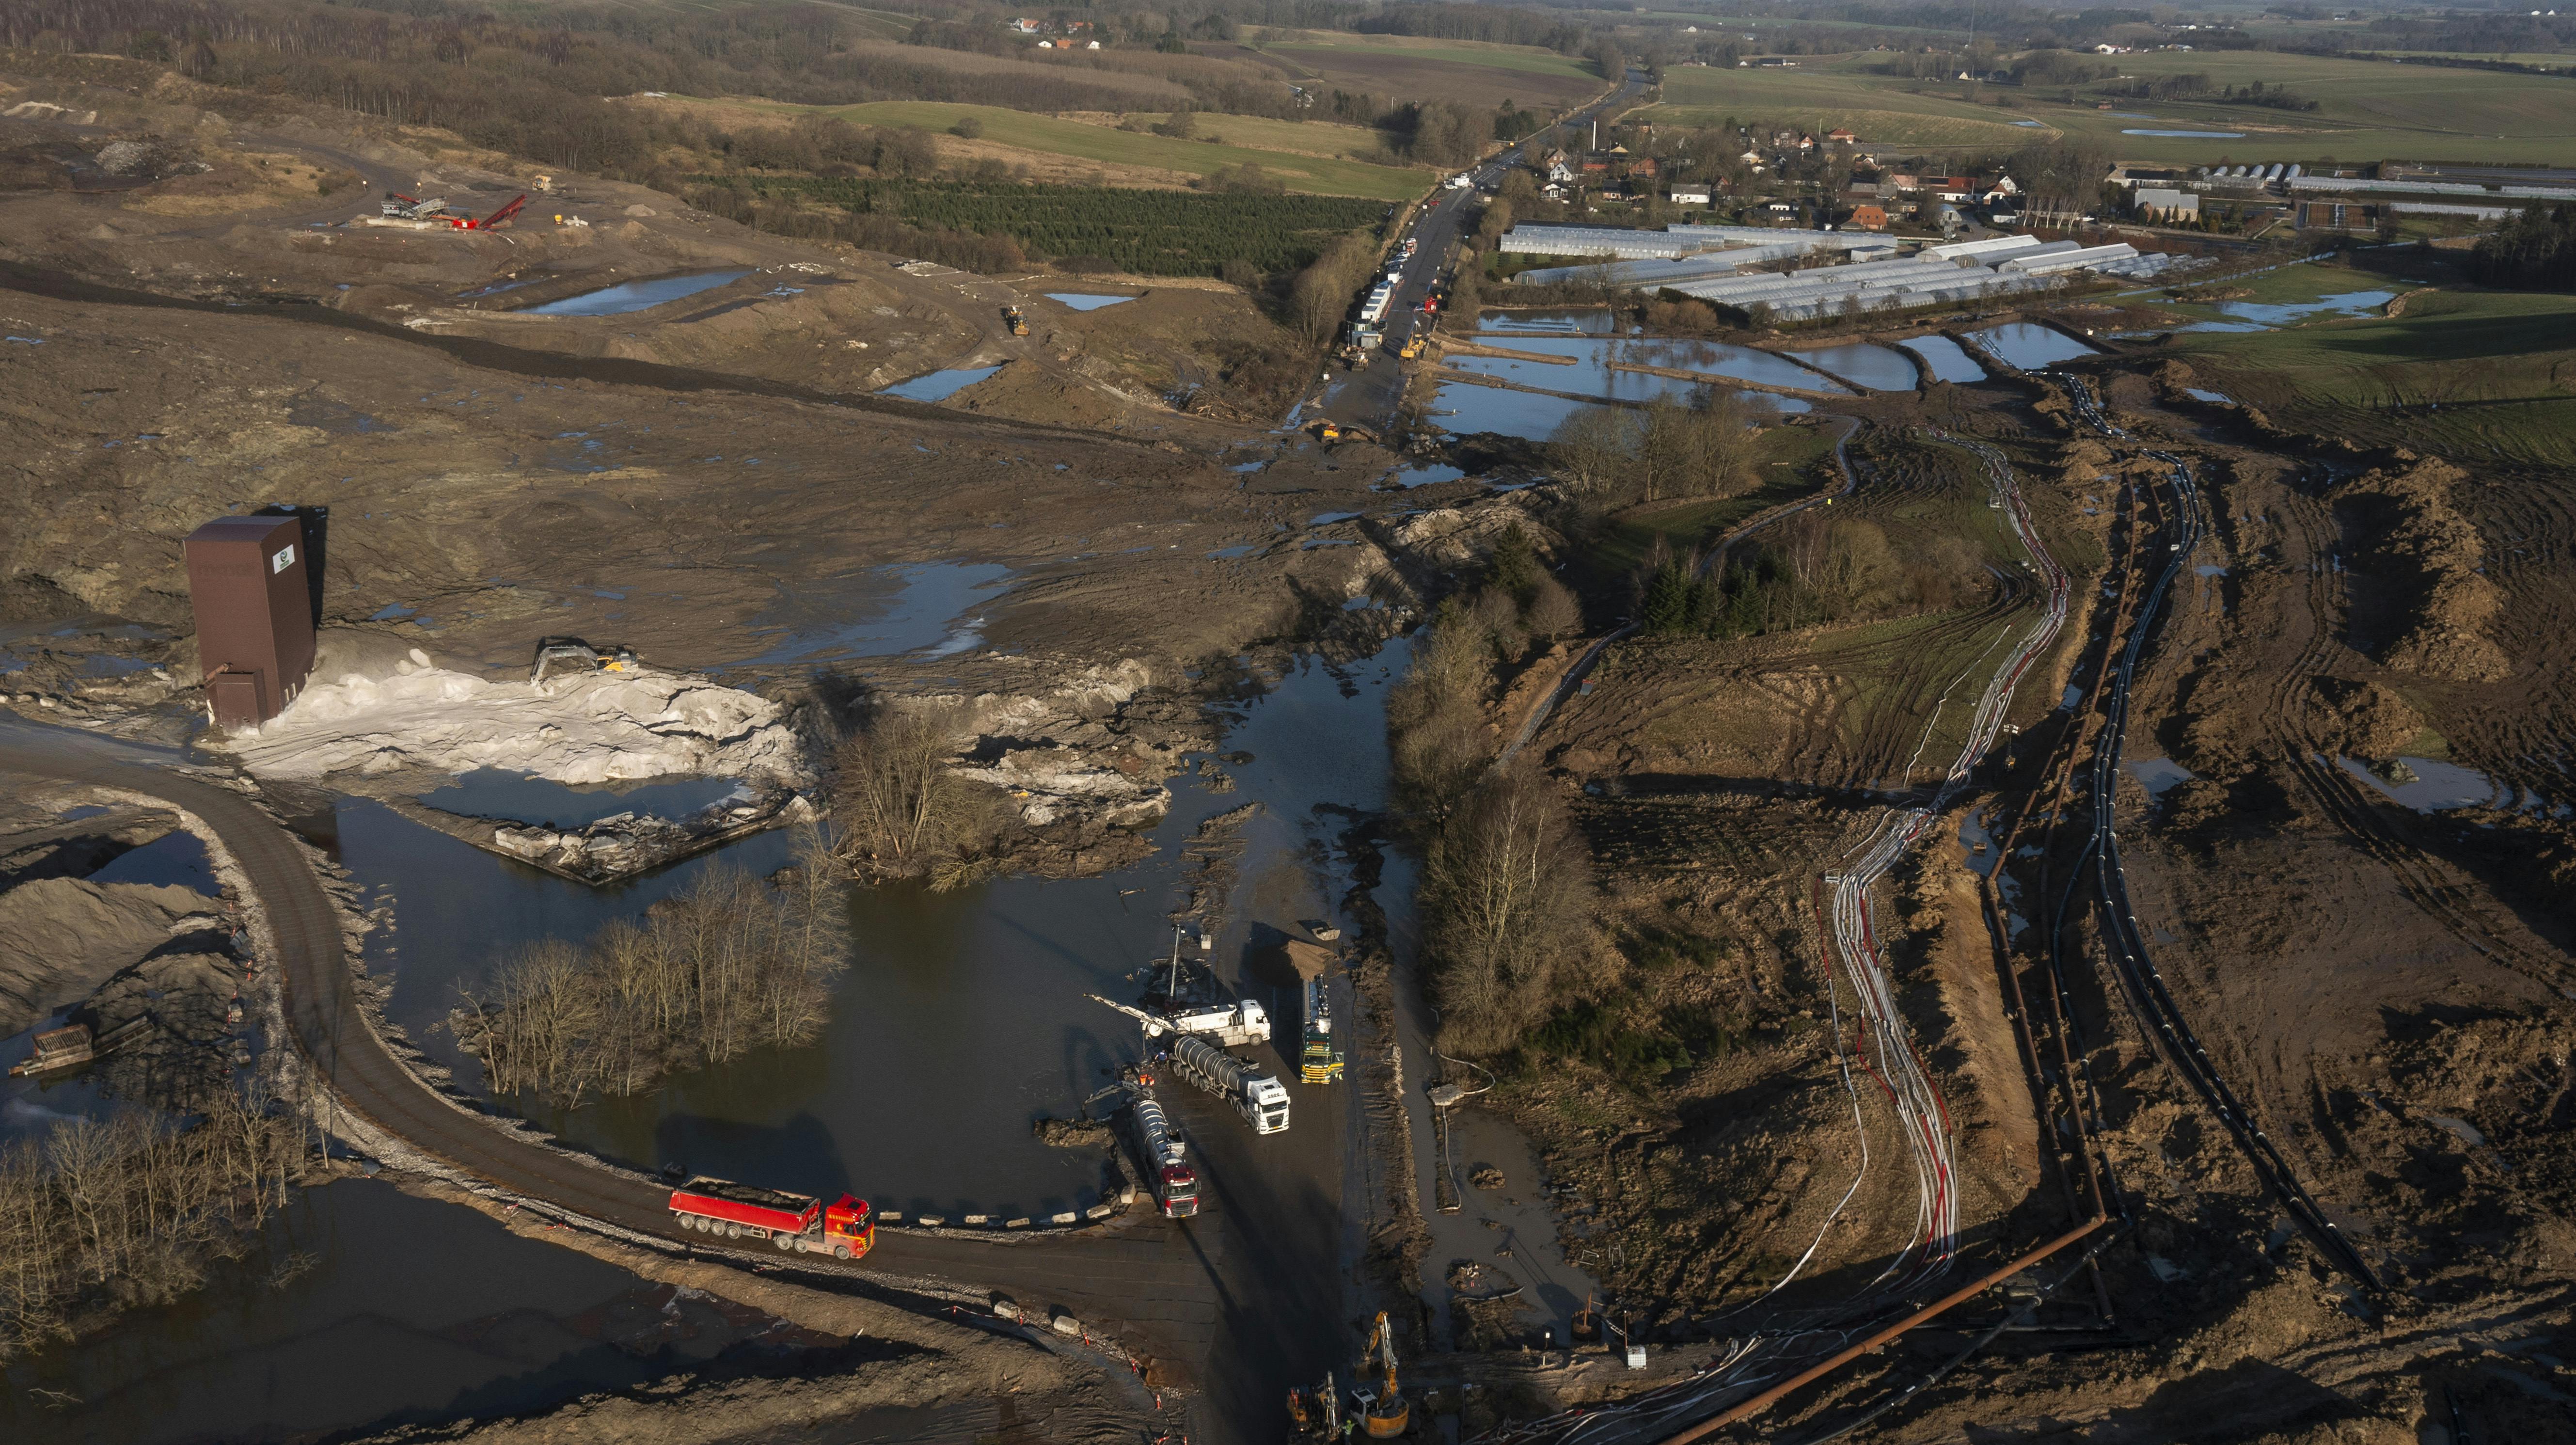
xmin=1786 ymin=342 xmax=1920 ymax=392
xmin=1448 ymin=335 xmax=1849 ymax=397
xmin=325 ymin=641 xmax=1416 ymax=1221
xmin=1043 ymin=293 xmax=1135 ymax=311
xmin=875 ymin=366 xmax=1003 ymax=402
xmin=522 ymin=270 xmax=754 ymax=317
xmin=419 ymin=770 xmax=751 ymax=827
xmin=728 ymin=561 xmax=1014 ymax=669
xmin=1967 ymin=323 xmax=2102 ymax=371
xmin=1898 ymin=334 xmax=1990 ymax=383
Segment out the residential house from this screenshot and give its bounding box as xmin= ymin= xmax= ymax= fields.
xmin=1847 ymin=203 xmax=1889 ymax=231
xmin=1982 ymin=175 xmax=2021 ymax=205
xmin=1930 ymin=176 xmax=1975 ymax=202
xmin=1670 ymin=185 xmax=1714 ymax=206
xmin=1625 ymin=155 xmax=1661 ymax=179
xmin=1010 ymin=17 xmax=1041 ymax=33
xmin=1826 ymin=127 xmax=1859 ymax=144
xmin=1886 ymin=173 xmax=1922 ymax=193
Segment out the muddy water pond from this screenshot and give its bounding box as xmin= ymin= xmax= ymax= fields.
xmin=727 ymin=560 xmax=1014 ymax=669
xmin=1899 ymin=335 xmax=1989 ymax=383
xmin=876 ymin=366 xmax=1003 ymax=402
xmin=1450 ymin=335 xmax=1850 ymax=397
xmin=1786 ymin=343 xmax=1919 ymax=392
xmin=1967 ymin=323 xmax=2101 ymax=371
xmin=0 ymin=1178 xmax=832 ymax=1445
xmin=1428 ymin=378 xmax=1811 ymax=444
xmin=522 ymin=270 xmax=754 ymax=317
xmin=327 ymin=643 xmax=1411 ymax=1221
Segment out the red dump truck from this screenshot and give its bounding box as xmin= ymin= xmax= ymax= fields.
xmin=667 ymin=1176 xmax=874 ymax=1260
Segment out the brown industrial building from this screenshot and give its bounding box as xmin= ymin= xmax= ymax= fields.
xmin=184 ymin=513 xmax=316 ymax=729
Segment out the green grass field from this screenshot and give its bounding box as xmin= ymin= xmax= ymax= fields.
xmin=1119 ymin=111 xmax=1391 ymax=161
xmin=1648 ymin=50 xmax=2576 ymax=164
xmin=1264 ymin=33 xmax=1600 ymax=81
xmin=699 ymin=97 xmax=1432 ymax=200
xmin=2173 ymin=287 xmax=2576 ymax=466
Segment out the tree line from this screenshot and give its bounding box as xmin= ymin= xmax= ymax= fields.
xmin=2469 ymin=202 xmax=2576 ymax=290
xmin=1386 ymin=527 xmax=1595 ymax=1055
xmin=453 ymin=829 xmax=850 ymax=1106
xmin=0 ymin=1084 xmax=307 ymax=1359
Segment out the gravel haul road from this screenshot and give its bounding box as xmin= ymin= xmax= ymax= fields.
xmin=0 ymin=725 xmax=1223 ymax=1363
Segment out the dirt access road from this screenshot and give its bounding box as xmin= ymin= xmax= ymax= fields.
xmin=0 ymin=725 xmax=1240 ymax=1381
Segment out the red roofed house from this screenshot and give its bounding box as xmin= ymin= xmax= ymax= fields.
xmin=1847 ymin=204 xmax=1889 ymax=231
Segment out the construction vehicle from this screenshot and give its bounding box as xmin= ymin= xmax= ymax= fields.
xmin=448 ymin=193 xmax=528 ymax=231
xmin=1126 ymin=1087 xmax=1201 ymax=1217
xmin=1004 ymin=304 xmax=1028 ymax=336
xmin=1090 ymin=991 xmax=1271 ymax=1048
xmin=1396 ymin=336 xmax=1422 ymax=360
xmin=1299 ymin=976 xmax=1343 ymax=1084
xmin=1317 ymin=422 xmax=1342 ymax=445
xmin=1088 ymin=926 xmax=1272 ymax=1047
xmin=1288 ymin=1373 xmax=1342 ymax=1441
xmin=667 ymin=1176 xmax=874 ymax=1259
xmin=529 ymin=636 xmax=640 ymax=687
xmin=380 ymin=191 xmax=448 ymax=221
xmin=1355 ymin=1311 xmax=1410 ymax=1436
xmin=1167 ymin=1033 xmax=1290 ymax=1134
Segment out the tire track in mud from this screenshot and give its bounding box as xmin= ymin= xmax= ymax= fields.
xmin=2254 ymin=465 xmax=2571 ymax=991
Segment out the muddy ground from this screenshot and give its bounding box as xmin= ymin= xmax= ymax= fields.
xmin=11 ymin=47 xmax=2576 ymax=1445
xmin=1481 ymin=345 xmax=2576 ymax=1440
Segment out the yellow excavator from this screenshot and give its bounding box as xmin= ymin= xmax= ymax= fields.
xmin=1359 ymin=1311 xmax=1409 ymax=1437
xmin=1003 ymin=304 xmax=1028 ymax=336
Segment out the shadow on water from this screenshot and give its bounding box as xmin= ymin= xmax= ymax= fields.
xmin=0 ymin=1179 xmax=787 ymax=1445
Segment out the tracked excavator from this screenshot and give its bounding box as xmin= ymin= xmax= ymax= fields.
xmin=1354 ymin=1311 xmax=1409 ymax=1437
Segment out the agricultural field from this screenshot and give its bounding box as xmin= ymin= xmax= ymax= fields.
xmin=702 ymin=175 xmax=1390 ymax=275
xmin=1209 ymin=31 xmax=1609 ymax=111
xmin=2170 ymin=284 xmax=2576 ymax=467
xmin=664 ymin=96 xmax=1431 ymax=200
xmin=1650 ymin=50 xmax=2576 ymax=164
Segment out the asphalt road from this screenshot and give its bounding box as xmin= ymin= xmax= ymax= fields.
xmin=1315 ymin=70 xmax=1649 ymax=438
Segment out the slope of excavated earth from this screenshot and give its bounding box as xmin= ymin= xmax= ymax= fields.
xmin=1496 ymin=357 xmax=2576 ymax=1443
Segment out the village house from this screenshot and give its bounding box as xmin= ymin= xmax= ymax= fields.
xmin=1846 ymin=203 xmax=1889 ymax=231
xmin=1670 ymin=184 xmax=1714 ymax=206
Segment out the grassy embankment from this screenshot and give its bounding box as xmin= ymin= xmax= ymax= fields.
xmin=1649 ymin=50 xmax=2576 ymax=164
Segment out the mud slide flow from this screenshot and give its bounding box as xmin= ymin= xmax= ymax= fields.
xmin=0 ymin=728 xmax=1220 ymax=1353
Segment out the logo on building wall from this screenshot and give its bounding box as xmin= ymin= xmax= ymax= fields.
xmin=270 ymin=544 xmax=296 ymax=574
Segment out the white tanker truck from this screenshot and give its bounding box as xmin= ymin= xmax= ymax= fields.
xmin=1168 ymin=1033 xmax=1291 ymax=1135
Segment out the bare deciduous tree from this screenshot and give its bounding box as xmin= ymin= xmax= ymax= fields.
xmin=834 ymin=705 xmax=965 ymax=873
xmin=455 ymin=824 xmax=851 ymax=1105
xmin=1420 ymin=769 xmax=1594 ymax=1053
